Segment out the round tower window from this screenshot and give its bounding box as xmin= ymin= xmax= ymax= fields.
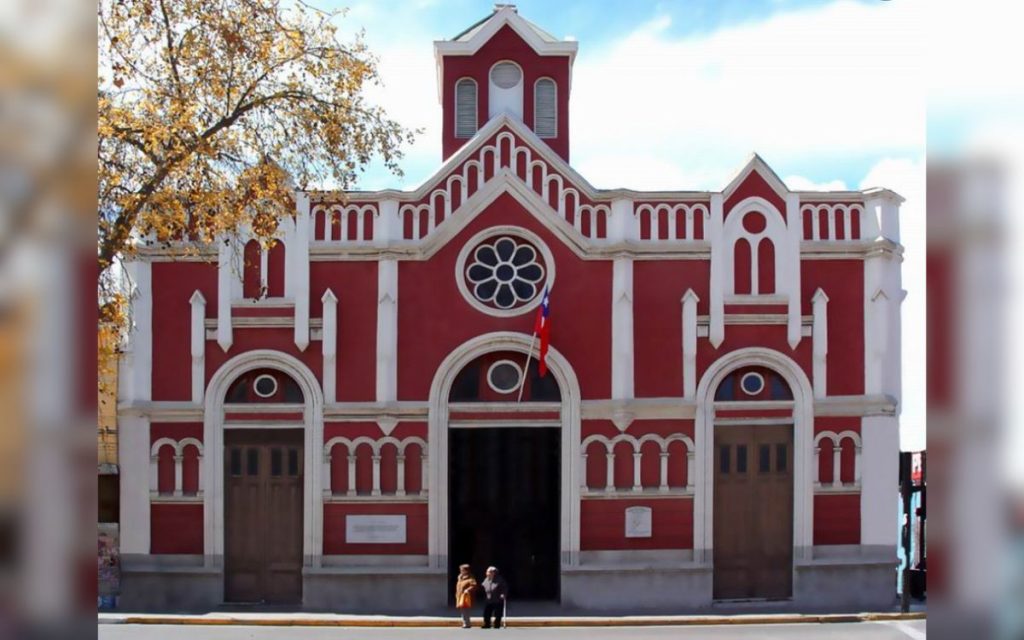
xmin=490 ymin=62 xmax=522 ymax=89
xmin=487 ymin=360 xmax=523 ymax=394
xmin=253 ymin=374 xmax=279 ymax=398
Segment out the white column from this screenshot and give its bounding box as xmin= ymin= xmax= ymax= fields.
xmin=190 ymin=291 xmax=206 ymax=404
xmin=611 ymin=257 xmax=634 ymax=399
xmin=686 ymin=451 xmax=695 ymax=489
xmin=322 ymin=451 xmax=333 ymax=497
xmin=293 ymin=193 xmax=312 ymax=351
xmin=259 ymin=247 xmax=269 ymax=294
xmin=371 ymin=454 xmax=382 ymax=496
xmin=831 ymin=446 xmax=842 ymax=488
xmin=812 ymin=288 xmax=829 ymax=398
xmin=420 ymin=453 xmax=429 ymax=496
xmin=376 ymin=199 xmax=400 ymax=246
xmin=397 ymin=454 xmax=407 ymax=497
xmin=608 ymin=197 xmax=636 ymax=243
xmin=632 ymin=452 xmax=642 ymax=491
xmin=659 ymin=452 xmax=669 ymax=492
xmin=682 ymin=289 xmax=699 ymax=399
xmin=860 ymin=416 xmax=899 ymax=551
xmin=814 ymin=447 xmax=822 ymax=489
xmin=196 ymin=453 xmax=204 ymax=495
xmin=149 ymin=452 xmax=159 ymax=496
xmin=580 ymin=452 xmax=589 ymax=491
xmin=347 ymin=454 xmax=357 ymax=497
xmin=854 ymin=445 xmax=862 ymax=485
xmin=217 ymin=236 xmax=237 ymax=351
xmin=121 ymin=260 xmax=152 ymax=555
xmin=786 ymin=193 xmax=803 ymax=349
xmin=321 ymin=289 xmax=338 ymax=403
xmin=861 ymin=197 xmax=883 ymax=241
xmin=377 ymin=259 xmax=399 ymax=403
xmin=173 ymin=454 xmax=184 ymax=496
xmin=708 ymin=194 xmax=725 ymax=347
xmin=604 ymin=451 xmax=615 ymax=492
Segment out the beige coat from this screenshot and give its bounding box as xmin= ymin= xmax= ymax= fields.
xmin=455 ymin=573 xmax=478 ymax=609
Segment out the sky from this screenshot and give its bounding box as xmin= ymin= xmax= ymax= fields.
xmin=326 ymin=0 xmax=926 ymax=450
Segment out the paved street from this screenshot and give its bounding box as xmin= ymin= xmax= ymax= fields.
xmin=99 ymin=621 xmax=926 ymax=639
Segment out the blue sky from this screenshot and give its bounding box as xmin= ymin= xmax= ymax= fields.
xmin=326 ymin=0 xmax=926 ymax=449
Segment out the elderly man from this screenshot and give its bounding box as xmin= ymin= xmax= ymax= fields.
xmin=480 ymin=566 xmax=508 ymax=629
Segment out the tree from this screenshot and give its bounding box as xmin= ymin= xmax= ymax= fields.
xmin=97 ymin=0 xmax=415 ymax=318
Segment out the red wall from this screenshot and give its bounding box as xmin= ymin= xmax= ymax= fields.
xmin=310 ymin=261 xmax=378 ymax=401
xmin=802 ymin=260 xmax=864 ymax=395
xmin=634 ymin=261 xmax=711 ymax=397
xmin=151 ymin=504 xmax=203 ymax=554
xmin=724 ymin=172 xmax=787 ymax=221
xmin=814 ymin=494 xmax=861 ymax=545
xmin=442 ymin=25 xmax=571 ymax=161
xmin=151 ymin=262 xmax=218 ymax=401
xmin=580 ymin=499 xmax=693 ymax=550
xmin=323 ymin=503 xmax=428 ymax=555
xmin=397 ymin=192 xmax=611 ymax=400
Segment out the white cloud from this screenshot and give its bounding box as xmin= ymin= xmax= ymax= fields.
xmin=783 ymin=175 xmax=847 ymax=191
xmin=570 ymin=0 xmax=925 ymax=190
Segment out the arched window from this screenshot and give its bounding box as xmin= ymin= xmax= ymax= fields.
xmin=455 ymin=78 xmax=478 ymax=138
xmin=267 ymin=240 xmax=286 ymax=297
xmin=534 ymin=78 xmax=557 ymax=138
xmin=243 ymin=240 xmax=262 ymax=299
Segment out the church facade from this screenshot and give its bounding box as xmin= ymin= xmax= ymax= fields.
xmin=118 ymin=5 xmax=905 ymax=612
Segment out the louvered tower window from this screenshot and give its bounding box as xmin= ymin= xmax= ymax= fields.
xmin=534 ymin=78 xmax=557 ymax=138
xmin=455 ymin=78 xmax=478 ymax=138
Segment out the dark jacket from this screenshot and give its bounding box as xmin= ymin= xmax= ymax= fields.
xmin=480 ymin=575 xmax=508 ymax=603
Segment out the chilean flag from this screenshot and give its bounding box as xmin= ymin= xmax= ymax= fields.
xmin=533 ymin=287 xmax=551 ymax=376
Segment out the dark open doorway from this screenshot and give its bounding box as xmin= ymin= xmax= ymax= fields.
xmin=448 ymin=427 xmax=561 ymax=602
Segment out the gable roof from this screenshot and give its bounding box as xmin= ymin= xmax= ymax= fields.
xmin=720 ymin=153 xmax=790 ymax=202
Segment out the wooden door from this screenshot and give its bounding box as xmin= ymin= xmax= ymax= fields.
xmin=713 ymin=424 xmax=793 ymax=600
xmin=225 ymin=429 xmax=303 ymax=604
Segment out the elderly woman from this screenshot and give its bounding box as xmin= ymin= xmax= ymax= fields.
xmin=480 ymin=566 xmax=508 ymax=629
xmin=454 ymin=564 xmax=478 ymax=629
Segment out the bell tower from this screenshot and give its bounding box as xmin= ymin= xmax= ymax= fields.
xmin=434 ymin=4 xmax=578 ymax=162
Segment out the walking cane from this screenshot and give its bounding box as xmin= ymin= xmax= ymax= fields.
xmin=502 ymin=596 xmax=507 ymax=628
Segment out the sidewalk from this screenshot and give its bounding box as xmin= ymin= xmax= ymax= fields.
xmin=98 ymin=609 xmax=926 ymax=628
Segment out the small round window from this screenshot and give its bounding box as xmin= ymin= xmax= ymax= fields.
xmin=487 ymin=360 xmax=523 ymax=394
xmin=740 ymin=372 xmax=765 ymax=396
xmin=253 ymin=374 xmax=279 ymax=398
xmin=490 ymin=62 xmax=522 ymax=89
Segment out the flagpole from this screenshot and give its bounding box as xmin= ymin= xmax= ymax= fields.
xmin=516 ymin=332 xmax=537 ymax=403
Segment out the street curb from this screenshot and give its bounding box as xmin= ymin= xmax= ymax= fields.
xmin=101 ymin=611 xmax=926 ymax=628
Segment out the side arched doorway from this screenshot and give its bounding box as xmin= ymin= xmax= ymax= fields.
xmin=694 ymin=348 xmax=815 ymax=602
xmin=203 ymin=350 xmax=325 ymax=605
xmin=428 ymin=332 xmax=582 ymax=603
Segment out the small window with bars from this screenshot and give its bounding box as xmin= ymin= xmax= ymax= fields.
xmin=455 ymin=78 xmax=478 ymax=138
xmin=534 ymin=78 xmax=557 ymax=138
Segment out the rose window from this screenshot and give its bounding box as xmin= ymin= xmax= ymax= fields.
xmin=465 ymin=236 xmax=546 ymax=310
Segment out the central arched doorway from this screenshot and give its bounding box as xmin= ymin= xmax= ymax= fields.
xmin=428 ymin=332 xmax=582 ymax=604
xmin=447 ymin=351 xmax=562 ymax=600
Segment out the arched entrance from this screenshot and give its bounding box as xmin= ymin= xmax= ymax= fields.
xmin=428 ymin=332 xmax=582 ymax=601
xmin=694 ymin=348 xmax=814 ymax=601
xmin=202 ymin=350 xmax=325 ymax=604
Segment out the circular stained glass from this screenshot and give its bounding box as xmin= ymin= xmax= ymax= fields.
xmin=487 ymin=360 xmax=522 ymax=394
xmin=253 ymin=374 xmax=279 ymax=398
xmin=740 ymin=372 xmax=765 ymax=396
xmin=465 ymin=236 xmax=546 ymax=311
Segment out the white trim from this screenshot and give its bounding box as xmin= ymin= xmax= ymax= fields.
xmin=681 ymin=290 xmax=699 ymax=399
xmin=321 ymin=289 xmax=338 ymax=403
xmin=486 ymin=359 xmax=523 ymax=394
xmin=812 ymin=430 xmax=862 ymax=490
xmin=611 ymin=257 xmax=634 ymax=400
xmin=812 ymin=288 xmax=829 ymax=398
xmin=488 ymin=60 xmax=524 ymax=121
xmin=454 ymin=225 xmax=556 ymax=318
xmin=580 ymin=433 xmax=695 ymax=494
xmin=785 ymin=193 xmax=803 ymax=348
xmin=694 ymin=347 xmax=815 ymax=568
xmin=428 ymin=332 xmax=581 ymax=570
xmin=203 ymin=350 xmax=324 ymax=571
xmin=376 ymin=260 xmax=398 ymax=403
xmin=708 ymin=195 xmax=725 ymax=347
xmin=216 ymin=237 xmax=238 ymax=351
xmin=293 ymin=195 xmax=312 ymax=351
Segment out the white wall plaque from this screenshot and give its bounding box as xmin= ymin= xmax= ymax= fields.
xmin=625 ymin=506 xmax=652 ymax=538
xmin=345 ymin=515 xmax=407 ymax=544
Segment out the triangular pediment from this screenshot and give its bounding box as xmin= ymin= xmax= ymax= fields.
xmin=721 ymin=153 xmax=790 ymax=202
xmin=435 ymin=6 xmax=578 ymax=60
